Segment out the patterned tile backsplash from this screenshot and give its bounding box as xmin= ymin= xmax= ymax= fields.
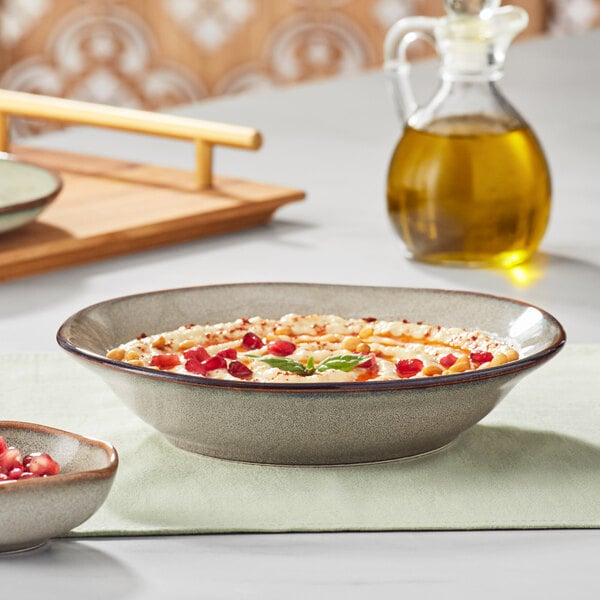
xmin=0 ymin=0 xmax=598 ymax=136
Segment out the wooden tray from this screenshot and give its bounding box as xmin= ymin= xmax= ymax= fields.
xmin=0 ymin=91 xmax=305 ymax=282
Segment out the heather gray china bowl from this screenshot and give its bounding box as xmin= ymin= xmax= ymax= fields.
xmin=0 ymin=421 xmax=118 ymax=553
xmin=56 ymin=283 xmax=565 ymax=465
xmin=0 ymin=154 xmax=63 ymax=234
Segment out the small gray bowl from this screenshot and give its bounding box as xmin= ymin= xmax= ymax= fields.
xmin=0 ymin=153 xmax=62 ymax=234
xmin=0 ymin=421 xmax=118 ymax=554
xmin=56 ymin=283 xmax=565 ymax=465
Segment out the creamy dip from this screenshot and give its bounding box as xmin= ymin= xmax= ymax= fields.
xmin=106 ymin=314 xmax=520 ymax=383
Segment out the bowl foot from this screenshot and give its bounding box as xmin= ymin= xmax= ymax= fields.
xmin=0 ymin=540 xmax=48 ymax=555
xmin=164 ymin=435 xmax=457 ymax=467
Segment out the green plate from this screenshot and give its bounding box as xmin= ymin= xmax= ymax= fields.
xmin=0 ymin=154 xmax=63 ymax=234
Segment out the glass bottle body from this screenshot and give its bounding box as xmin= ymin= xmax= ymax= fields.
xmin=386 ymin=81 xmax=551 ymax=268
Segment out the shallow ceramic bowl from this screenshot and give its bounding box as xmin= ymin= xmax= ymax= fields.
xmin=0 ymin=153 xmax=62 ymax=234
xmin=57 ymin=283 xmax=565 ymax=465
xmin=0 ymin=421 xmax=117 ymax=553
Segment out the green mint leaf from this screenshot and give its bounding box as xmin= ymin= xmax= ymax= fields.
xmin=316 ymin=353 xmax=370 ymax=373
xmin=245 ymin=353 xmax=369 ymax=376
xmin=250 ymin=355 xmax=315 ymax=376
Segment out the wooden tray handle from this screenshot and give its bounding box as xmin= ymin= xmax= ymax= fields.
xmin=0 ymin=89 xmax=262 ymax=189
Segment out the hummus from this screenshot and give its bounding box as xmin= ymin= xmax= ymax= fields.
xmin=105 ymin=314 xmax=520 ymax=383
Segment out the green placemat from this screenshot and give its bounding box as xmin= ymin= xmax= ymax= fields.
xmin=1 ymin=345 xmax=599 ymax=534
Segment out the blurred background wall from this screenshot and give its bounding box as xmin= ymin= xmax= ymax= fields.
xmin=0 ymin=0 xmax=598 ymax=134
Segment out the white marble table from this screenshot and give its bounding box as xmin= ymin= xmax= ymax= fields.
xmin=1 ymin=30 xmax=599 ymax=599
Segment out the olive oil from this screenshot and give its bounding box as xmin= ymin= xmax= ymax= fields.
xmin=386 ymin=115 xmax=551 ymax=268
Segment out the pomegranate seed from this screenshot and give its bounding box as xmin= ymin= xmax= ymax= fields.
xmin=357 ymin=353 xmax=377 ymax=370
xmin=439 ymin=354 xmax=458 ymax=368
xmin=202 ymin=355 xmax=227 ymax=372
xmin=470 ymin=351 xmax=493 ymax=364
xmin=25 ymin=453 xmax=60 ymax=476
xmin=0 ymin=443 xmax=60 ymax=482
xmin=0 ymin=436 xmax=7 ymax=455
xmin=228 ymin=360 xmax=253 ymax=379
xmin=0 ymin=447 xmax=22 ymax=471
xmin=395 ymin=358 xmax=424 ymax=378
xmin=149 ymin=354 xmax=181 ymax=369
xmin=357 ymin=354 xmax=379 ymax=379
xmin=242 ymin=332 xmax=264 ymax=350
xmin=8 ymin=467 xmax=24 ymax=480
xmin=184 ymin=358 xmax=208 ymax=375
xmin=267 ymin=340 xmax=296 ymax=356
xmin=185 ymin=354 xmax=227 ymax=375
xmin=183 ymin=346 xmax=210 ymax=362
xmin=217 ymin=348 xmax=237 ymax=360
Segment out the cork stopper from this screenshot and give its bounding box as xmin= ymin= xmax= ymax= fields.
xmin=436 ymin=0 xmax=528 ymax=79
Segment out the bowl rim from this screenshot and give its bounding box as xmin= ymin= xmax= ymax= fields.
xmin=0 ymin=420 xmax=118 ymax=492
xmin=0 ymin=153 xmax=63 ymax=215
xmin=56 ymin=283 xmax=567 ymax=393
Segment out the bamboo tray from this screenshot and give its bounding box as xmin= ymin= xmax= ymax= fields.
xmin=0 ymin=91 xmax=305 ymax=282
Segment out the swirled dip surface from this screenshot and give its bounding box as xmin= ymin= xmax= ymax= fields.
xmin=106 ymin=314 xmax=519 ymax=383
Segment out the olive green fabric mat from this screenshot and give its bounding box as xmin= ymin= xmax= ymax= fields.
xmin=1 ymin=345 xmax=599 ymax=534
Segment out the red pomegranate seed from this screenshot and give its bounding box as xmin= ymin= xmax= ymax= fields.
xmin=267 ymin=340 xmax=296 ymax=356
xmin=8 ymin=467 xmax=24 ymax=480
xmin=183 ymin=346 xmax=210 ymax=362
xmin=470 ymin=351 xmax=493 ymax=364
xmin=25 ymin=453 xmax=60 ymax=476
xmin=228 ymin=360 xmax=253 ymax=379
xmin=242 ymin=332 xmax=264 ymax=349
xmin=0 ymin=442 xmax=60 ymax=483
xmin=0 ymin=447 xmax=22 ymax=471
xmin=150 ymin=354 xmax=181 ymax=369
xmin=439 ymin=354 xmax=458 ymax=368
xmin=357 ymin=353 xmax=377 ymax=370
xmin=357 ymin=354 xmax=379 ymax=379
xmin=184 ymin=358 xmax=208 ymax=375
xmin=217 ymin=348 xmax=237 ymax=360
xmin=395 ymin=358 xmax=424 ymax=378
xmin=202 ymin=355 xmax=227 ymax=371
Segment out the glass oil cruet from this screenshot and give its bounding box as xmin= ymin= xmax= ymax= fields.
xmin=384 ymin=0 xmax=551 ymax=268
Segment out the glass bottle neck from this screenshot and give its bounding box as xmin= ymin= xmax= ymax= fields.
xmin=408 ymin=78 xmax=523 ymax=133
xmin=441 ymin=62 xmax=504 ymax=83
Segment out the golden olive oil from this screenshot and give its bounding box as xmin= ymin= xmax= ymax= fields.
xmin=386 ymin=115 xmax=551 ymax=268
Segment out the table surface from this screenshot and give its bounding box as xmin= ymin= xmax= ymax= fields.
xmin=1 ymin=30 xmax=600 ymax=599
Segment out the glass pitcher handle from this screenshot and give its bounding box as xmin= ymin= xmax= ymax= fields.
xmin=383 ymin=17 xmax=439 ymax=123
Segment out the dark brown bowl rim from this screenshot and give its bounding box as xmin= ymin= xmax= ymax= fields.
xmin=0 ymin=153 xmax=63 ymax=215
xmin=56 ymin=283 xmax=567 ymax=394
xmin=0 ymin=421 xmax=118 ymax=492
